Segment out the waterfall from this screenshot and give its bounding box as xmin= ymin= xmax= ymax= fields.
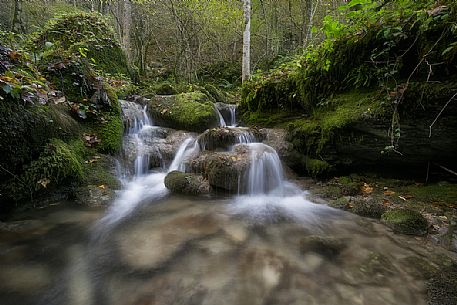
xmin=215 ymin=106 xmax=226 ymax=127
xmin=120 ymin=101 xmax=154 ymax=178
xmin=168 ymin=138 xmax=199 ymax=172
xmin=236 ymin=129 xmax=256 ymax=144
xmin=245 ymin=143 xmax=284 ymax=195
xmin=228 ymin=105 xmax=237 ymax=127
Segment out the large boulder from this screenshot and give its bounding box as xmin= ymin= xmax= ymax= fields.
xmin=189 ymin=145 xmax=251 ymax=193
xmin=164 ymin=171 xmax=210 ymax=195
xmin=148 ymin=92 xmax=219 ymax=132
xmin=122 ymin=128 xmax=196 ymax=170
xmin=197 ymin=127 xmax=261 ymax=151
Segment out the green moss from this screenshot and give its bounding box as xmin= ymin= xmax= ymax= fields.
xmin=352 ymin=198 xmax=387 ymax=219
xmin=305 ymin=157 xmax=331 ymax=176
xmin=83 ymin=155 xmax=120 ymax=189
xmin=96 ymin=114 xmax=123 ymax=154
xmin=381 ymin=209 xmax=428 ymax=235
xmin=4 ymin=138 xmax=84 ymax=201
xmin=397 ymin=182 xmax=457 ymax=208
xmin=242 ymin=111 xmax=299 ymax=128
xmin=104 ymin=83 xmax=121 ymax=115
xmin=148 ymin=91 xmax=218 ymax=132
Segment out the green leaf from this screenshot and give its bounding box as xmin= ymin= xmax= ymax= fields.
xmin=2 ymin=84 xmax=12 ymax=94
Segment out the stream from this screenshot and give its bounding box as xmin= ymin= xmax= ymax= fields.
xmin=0 ymin=100 xmax=454 ymax=305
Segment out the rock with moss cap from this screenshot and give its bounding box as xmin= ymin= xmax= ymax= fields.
xmin=381 ymin=208 xmax=428 ymax=235
xmin=164 ymin=171 xmax=210 ymax=196
xmin=197 ymin=127 xmax=261 ymax=151
xmin=148 ymin=91 xmax=219 ymax=132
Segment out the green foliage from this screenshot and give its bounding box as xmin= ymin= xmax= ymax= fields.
xmin=29 ymin=12 xmax=129 ymax=77
xmin=242 ymin=0 xmax=457 ymax=114
xmin=304 ymin=157 xmax=332 ymax=176
xmin=0 ymin=31 xmax=24 ymax=50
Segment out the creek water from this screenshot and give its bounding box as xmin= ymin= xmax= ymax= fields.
xmin=0 ymin=101 xmax=454 ymax=305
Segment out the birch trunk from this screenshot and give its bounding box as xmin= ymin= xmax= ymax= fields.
xmin=242 ymin=0 xmax=251 ymax=83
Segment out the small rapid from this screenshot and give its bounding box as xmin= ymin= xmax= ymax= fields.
xmin=97 ymin=101 xmax=196 ymax=227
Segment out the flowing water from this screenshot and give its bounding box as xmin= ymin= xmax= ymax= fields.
xmin=0 ymin=101 xmax=455 ymax=305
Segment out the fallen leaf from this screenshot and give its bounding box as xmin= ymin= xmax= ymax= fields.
xmin=383 ymin=199 xmax=392 ymax=206
xmin=384 ymin=190 xmax=396 ymax=196
xmin=37 ymin=178 xmax=51 ymax=188
xmin=98 ymin=184 xmax=106 ymax=189
xmin=361 ymin=183 xmax=373 ymax=194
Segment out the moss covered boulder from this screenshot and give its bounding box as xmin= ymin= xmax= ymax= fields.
xmin=197 ymin=127 xmax=261 ymax=151
xmin=148 ymin=92 xmax=219 ymax=132
xmin=30 ymin=13 xmax=128 ymax=76
xmin=351 ymin=197 xmax=387 ymax=219
xmin=164 ymin=171 xmax=210 ymax=196
xmin=381 ymin=209 xmax=428 ymax=235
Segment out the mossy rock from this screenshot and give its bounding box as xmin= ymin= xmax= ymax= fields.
xmin=96 ymin=113 xmax=124 ymax=155
xmin=299 ymin=235 xmax=346 ymax=259
xmin=148 ymin=91 xmax=219 ymax=132
xmin=3 ymin=139 xmax=84 ymax=202
xmin=198 ymin=127 xmax=261 ymax=151
xmin=164 ymin=171 xmax=209 ymax=196
xmin=351 ymin=197 xmax=387 ymax=219
xmin=381 ymin=209 xmax=428 ymax=235
xmin=0 ymin=100 xmax=79 ymax=182
xmin=30 ymin=13 xmax=128 ymax=76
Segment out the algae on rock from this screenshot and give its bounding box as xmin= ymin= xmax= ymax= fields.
xmin=148 ymin=91 xmax=219 ymax=132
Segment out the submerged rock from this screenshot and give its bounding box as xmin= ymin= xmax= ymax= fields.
xmin=299 ymin=235 xmax=346 ymax=259
xmin=148 ymin=92 xmax=219 ymax=132
xmin=381 ymin=209 xmax=428 ymax=235
xmin=164 ymin=171 xmax=210 ymax=195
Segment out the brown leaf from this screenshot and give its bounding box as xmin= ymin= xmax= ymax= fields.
xmin=361 ymin=183 xmax=373 ymax=194
xmin=37 ymin=178 xmax=50 ymax=188
xmin=384 ymin=190 xmax=396 ymax=196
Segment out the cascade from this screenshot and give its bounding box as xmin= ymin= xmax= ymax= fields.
xmin=215 ymin=106 xmax=227 ymax=127
xmin=245 ymin=143 xmax=284 ymax=195
xmin=98 ymin=102 xmax=197 ymax=226
xmin=168 ymin=138 xmax=200 ymax=172
xmin=228 ymin=104 xmax=237 ymax=127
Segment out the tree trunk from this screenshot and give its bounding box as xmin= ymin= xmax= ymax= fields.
xmin=122 ymin=0 xmax=132 ymax=63
xmin=11 ymin=0 xmax=25 ymax=33
xmin=242 ymin=0 xmax=251 ymax=83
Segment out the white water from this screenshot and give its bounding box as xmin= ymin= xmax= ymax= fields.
xmin=245 ymin=143 xmax=284 ymax=195
xmin=100 ymin=102 xmax=197 ymax=227
xmin=228 ymin=104 xmax=237 ymax=127
xmin=168 ymin=137 xmax=200 ymax=172
xmin=236 ymin=128 xmax=257 ymax=144
xmin=215 ymin=106 xmax=227 ymax=127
